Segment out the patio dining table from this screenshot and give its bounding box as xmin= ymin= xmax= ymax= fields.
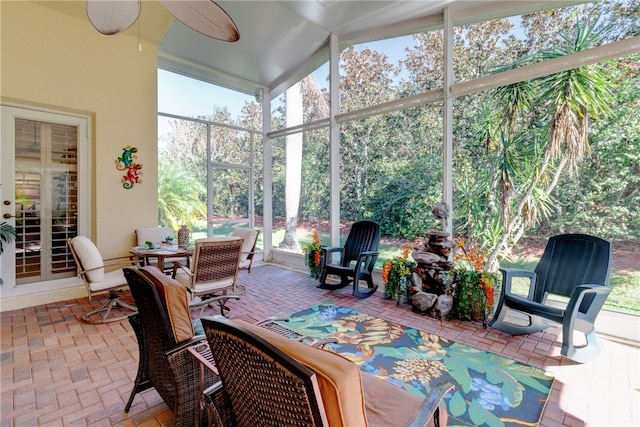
xmin=129 ymin=245 xmax=193 ymax=272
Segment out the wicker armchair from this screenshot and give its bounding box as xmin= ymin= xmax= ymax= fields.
xmin=172 ymin=237 xmax=245 ymax=317
xmin=201 ymin=316 xmax=453 ymax=427
xmin=123 ymin=266 xmax=232 ymax=427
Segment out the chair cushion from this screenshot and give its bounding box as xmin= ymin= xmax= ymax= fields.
xmin=230 ymin=319 xmax=368 ymax=427
xmin=71 ymin=236 xmax=104 ymax=282
xmin=361 ymin=372 xmax=447 ymax=427
xmin=140 ymin=266 xmax=195 ymax=344
xmin=174 ymin=270 xmax=235 ymax=295
xmin=88 ymin=269 xmax=127 ymax=292
xmin=231 ymin=229 xmax=258 ymax=261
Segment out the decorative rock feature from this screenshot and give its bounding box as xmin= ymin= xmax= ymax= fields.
xmin=412 ymin=229 xmax=456 ymax=295
xmin=411 ymin=292 xmax=438 ymax=314
xmin=410 ymin=229 xmax=457 ymax=319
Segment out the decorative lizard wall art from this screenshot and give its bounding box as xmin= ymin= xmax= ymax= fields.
xmin=115 ymin=145 xmax=143 ymax=189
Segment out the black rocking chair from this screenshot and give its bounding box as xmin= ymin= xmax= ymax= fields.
xmin=317 ymin=220 xmax=380 ymax=298
xmin=490 ymin=233 xmax=612 ymax=363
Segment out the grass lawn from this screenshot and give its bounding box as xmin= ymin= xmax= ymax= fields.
xmin=192 ymin=224 xmax=640 ymax=316
xmin=501 ymin=256 xmax=640 ymax=316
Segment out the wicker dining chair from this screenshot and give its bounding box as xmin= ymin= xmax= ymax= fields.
xmin=172 ymin=237 xmax=245 ymax=317
xmin=123 ymin=266 xmax=232 ymax=427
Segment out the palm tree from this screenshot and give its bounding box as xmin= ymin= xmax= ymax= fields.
xmin=158 ymin=158 xmax=207 ymax=231
xmin=486 ymin=15 xmax=614 ymax=267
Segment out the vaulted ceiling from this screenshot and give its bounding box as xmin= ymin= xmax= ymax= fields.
xmin=41 ymin=1 xmax=585 ymax=98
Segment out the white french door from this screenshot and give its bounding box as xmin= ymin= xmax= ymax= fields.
xmin=0 ymin=106 xmax=90 ymax=294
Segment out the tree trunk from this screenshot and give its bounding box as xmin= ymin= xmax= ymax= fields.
xmin=279 ymin=82 xmax=303 ymax=250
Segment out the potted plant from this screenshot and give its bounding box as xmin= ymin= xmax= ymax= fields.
xmin=451 ymin=239 xmax=497 ymax=325
xmin=0 ymin=221 xmax=17 ymax=286
xmin=382 ymin=243 xmax=417 ymax=305
xmin=302 ymin=230 xmax=324 ymax=279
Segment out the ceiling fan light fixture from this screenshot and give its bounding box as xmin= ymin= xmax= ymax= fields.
xmin=160 ymin=0 xmax=239 ymax=42
xmin=86 ymin=0 xmax=141 ymax=36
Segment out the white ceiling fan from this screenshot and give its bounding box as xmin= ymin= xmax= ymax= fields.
xmin=86 ymin=0 xmax=239 ymax=42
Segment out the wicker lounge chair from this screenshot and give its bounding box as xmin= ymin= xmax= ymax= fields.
xmin=200 ymin=316 xmax=454 ymax=427
xmin=123 ymin=266 xmax=232 ymax=427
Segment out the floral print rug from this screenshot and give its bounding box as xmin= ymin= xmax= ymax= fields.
xmin=281 ymin=302 xmax=554 ymax=427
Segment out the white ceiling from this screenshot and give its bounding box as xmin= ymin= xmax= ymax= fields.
xmin=157 ymin=1 xmax=583 ymax=99
xmin=42 ymin=1 xmax=585 ymax=99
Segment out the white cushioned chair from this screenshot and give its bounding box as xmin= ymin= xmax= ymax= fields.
xmin=135 ymin=227 xmax=188 ymax=273
xmin=231 ymin=228 xmax=260 ymax=273
xmin=68 ymin=236 xmax=138 ymax=323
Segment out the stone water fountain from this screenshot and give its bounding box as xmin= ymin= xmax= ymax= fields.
xmin=409 ymin=203 xmax=456 ymax=318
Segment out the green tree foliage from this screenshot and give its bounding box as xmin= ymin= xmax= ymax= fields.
xmin=544 ymin=57 xmax=640 ymax=238
xmin=159 ymin=0 xmax=638 ymax=260
xmin=157 ymin=157 xmax=207 ymax=230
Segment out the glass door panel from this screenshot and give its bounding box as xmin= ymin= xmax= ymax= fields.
xmin=14 ymin=118 xmax=78 ymax=284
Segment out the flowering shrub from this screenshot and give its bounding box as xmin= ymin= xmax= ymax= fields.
xmin=303 ymin=230 xmax=324 ymax=279
xmin=382 ymin=243 xmax=417 ymax=304
xmin=452 ymin=239 xmax=497 ymax=322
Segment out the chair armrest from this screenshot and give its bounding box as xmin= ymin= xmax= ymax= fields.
xmin=80 ymin=256 xmax=140 ymax=274
xmin=321 ymin=246 xmax=343 ymax=256
xmin=164 ymin=335 xmax=209 ymax=358
xmin=565 ymin=284 xmax=611 ymax=324
xmin=499 ymin=268 xmax=537 ymax=299
xmin=171 ymin=261 xmax=192 ymax=279
xmin=102 ymin=254 xmax=140 ymax=267
xmin=406 ymin=381 xmax=455 ymax=427
xmin=357 ymin=250 xmax=379 ymax=262
xmin=321 ymin=246 xmax=344 ymax=265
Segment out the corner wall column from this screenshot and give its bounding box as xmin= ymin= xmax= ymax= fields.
xmin=329 ymin=34 xmax=340 ymax=246
xmin=443 ymin=8 xmax=454 ymax=234
xmin=262 ymin=88 xmax=273 ymax=260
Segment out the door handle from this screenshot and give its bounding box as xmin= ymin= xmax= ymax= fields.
xmin=3 ymin=213 xmax=16 ymax=219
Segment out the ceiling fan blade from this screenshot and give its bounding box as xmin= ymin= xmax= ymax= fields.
xmin=86 ymin=0 xmax=140 ymax=35
xmin=160 ymin=0 xmax=239 ymax=42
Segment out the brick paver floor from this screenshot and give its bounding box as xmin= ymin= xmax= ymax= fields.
xmin=1 ymin=263 xmax=638 ymax=426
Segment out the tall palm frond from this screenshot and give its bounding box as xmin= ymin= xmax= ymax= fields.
xmin=474 ymin=100 xmax=500 ymax=153
xmin=536 ymin=14 xmax=614 ymax=173
xmin=490 ymin=59 xmax=537 ymax=136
